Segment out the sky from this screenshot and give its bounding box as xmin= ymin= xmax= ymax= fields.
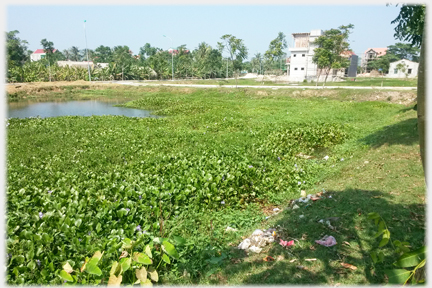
xmin=6 ymin=5 xmax=404 ymax=61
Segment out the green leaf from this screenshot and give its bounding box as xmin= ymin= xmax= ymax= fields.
xmin=133 ymin=252 xmax=152 ymax=265
xmin=162 ymin=254 xmax=171 ymax=264
xmin=385 ymin=269 xmax=411 ymax=284
xmin=172 ymin=235 xmax=186 ymax=246
xmin=378 ymin=230 xmax=390 ymax=247
xmin=60 ymin=270 xmax=74 ymax=282
xmin=91 ymin=251 xmax=104 ymax=262
xmin=367 ymin=212 xmax=380 ymax=220
xmin=85 ymin=263 xmax=102 ymax=276
xmin=74 ymin=219 xmax=82 ymax=227
xmin=120 ymin=257 xmax=131 ymax=273
xmin=378 ymin=251 xmax=384 ymax=263
xmin=162 ymin=241 xmax=179 ymax=259
xmin=395 ymin=246 xmax=426 ymax=268
xmin=370 ymin=251 xmax=378 ymax=263
xmin=144 ymin=245 xmax=152 ymax=259
xmin=122 ymin=238 xmax=133 ymax=249
xmin=110 ymin=261 xmax=119 ymax=276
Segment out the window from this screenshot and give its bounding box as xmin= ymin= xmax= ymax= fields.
xmin=41 ymin=55 xmax=46 ymax=59
xmin=394 ymin=69 xmax=398 ymax=74
xmin=293 ymin=54 xmax=296 ymax=57
xmin=301 ymin=67 xmax=304 ymax=70
xmin=302 ymin=54 xmax=305 ymax=57
xmin=408 ymin=69 xmax=412 ymax=74
xmin=294 ymin=68 xmax=298 ymax=70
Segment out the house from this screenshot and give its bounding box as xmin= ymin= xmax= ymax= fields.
xmin=361 ymin=48 xmax=388 ymax=72
xmin=30 ymin=49 xmax=58 ymax=61
xmin=57 ymin=60 xmax=94 ymax=69
xmin=168 ymin=49 xmax=190 ymax=55
xmin=388 ymin=59 xmax=419 ymax=78
xmin=288 ymin=29 xmax=357 ymax=82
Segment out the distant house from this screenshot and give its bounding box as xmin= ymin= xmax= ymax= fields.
xmin=388 ymin=59 xmax=419 ymax=78
xmin=361 ymin=48 xmax=388 ymax=72
xmin=31 ymin=49 xmax=58 ymax=62
xmin=168 ymin=49 xmax=190 ymax=55
xmin=288 ymin=29 xmax=358 ymax=82
xmin=57 ymin=60 xmax=94 ymax=69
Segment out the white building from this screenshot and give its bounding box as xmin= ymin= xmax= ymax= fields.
xmin=288 ymin=29 xmax=357 ymax=82
xmin=388 ymin=59 xmax=419 ymax=78
xmin=57 ymin=60 xmax=94 ymax=69
xmin=30 ymin=49 xmax=57 ymax=61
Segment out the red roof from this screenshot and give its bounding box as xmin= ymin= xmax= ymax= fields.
xmin=364 ymin=48 xmax=387 ymax=56
xmin=33 ymin=48 xmax=58 ymax=54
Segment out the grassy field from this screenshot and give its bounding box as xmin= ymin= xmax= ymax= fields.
xmin=6 ymin=86 xmax=424 ymax=285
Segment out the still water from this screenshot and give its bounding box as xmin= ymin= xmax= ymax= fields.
xmin=8 ymin=99 xmax=159 ymax=119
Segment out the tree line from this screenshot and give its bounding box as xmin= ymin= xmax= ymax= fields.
xmin=6 ymin=32 xmax=289 ymax=83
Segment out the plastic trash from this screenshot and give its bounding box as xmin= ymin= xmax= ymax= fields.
xmin=279 ymin=239 xmax=294 ymax=248
xmin=225 ymin=226 xmax=238 ymax=232
xmin=249 ymin=246 xmax=262 ymax=253
xmin=300 ymin=190 xmax=307 ymax=197
xmin=299 ymin=215 xmax=305 ymax=219
xmin=252 ymin=229 xmax=264 ymax=236
xmin=238 ymin=238 xmax=251 ymax=250
xmin=315 ymin=235 xmax=337 ymax=247
xmin=323 ymin=155 xmax=329 ymax=161
xmin=273 ymin=208 xmax=281 ymax=212
xmin=292 ymin=204 xmax=300 ymax=209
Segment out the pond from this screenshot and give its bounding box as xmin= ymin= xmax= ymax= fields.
xmin=7 ymin=99 xmax=159 ymax=119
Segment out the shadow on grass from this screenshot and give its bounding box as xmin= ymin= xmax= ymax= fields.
xmin=204 ymin=188 xmax=425 ymax=285
xmin=360 ymin=118 xmax=418 ymax=148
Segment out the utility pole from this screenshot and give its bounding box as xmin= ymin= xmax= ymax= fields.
xmin=226 ymin=58 xmax=228 ymax=79
xmin=84 ymin=20 xmax=91 ymax=82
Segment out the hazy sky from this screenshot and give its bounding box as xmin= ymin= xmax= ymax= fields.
xmin=7 ymin=5 xmax=403 ymax=60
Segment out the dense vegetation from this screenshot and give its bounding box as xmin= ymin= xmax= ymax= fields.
xmin=6 ymin=87 xmax=425 ymax=285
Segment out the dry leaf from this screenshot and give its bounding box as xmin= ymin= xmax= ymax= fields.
xmin=276 ymin=255 xmax=285 ymax=261
xmin=80 ymin=258 xmax=88 ymax=272
xmin=341 ymin=262 xmax=357 ymax=270
xmin=263 ymin=256 xmax=275 ymax=262
xmin=305 ymin=258 xmax=316 ymax=261
xmin=136 ymin=267 xmax=147 ymax=282
xmin=119 ymin=251 xmax=129 ymax=259
xmin=289 ymin=259 xmax=297 ymax=263
xmin=230 ymin=258 xmax=242 ymax=264
xmin=108 ymin=274 xmax=123 ymax=286
xmin=296 ymin=265 xmax=308 ymax=270
xmin=335 ymin=283 xmax=341 ymax=287
xmin=310 ymin=245 xmax=316 ymax=250
xmin=63 ymin=262 xmax=74 ymax=274
xmin=343 ymin=241 xmax=351 ymax=246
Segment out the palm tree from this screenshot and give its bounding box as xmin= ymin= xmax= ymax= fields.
xmin=70 ymin=46 xmax=81 ymax=61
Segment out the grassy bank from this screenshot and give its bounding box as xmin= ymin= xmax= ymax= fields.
xmin=6 ymin=86 xmax=424 ymax=285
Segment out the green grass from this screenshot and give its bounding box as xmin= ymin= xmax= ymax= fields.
xmin=6 ymin=86 xmax=424 ymax=285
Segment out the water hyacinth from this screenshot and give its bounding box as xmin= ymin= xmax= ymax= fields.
xmin=221 ymin=201 xmax=225 ymax=205
xmin=126 ymin=208 xmax=130 ymax=212
xmin=39 ymin=212 xmax=43 ymax=219
xmin=277 ymin=157 xmax=281 ymax=161
xmin=294 ymin=164 xmax=297 ymax=168
xmin=36 ymin=259 xmax=41 ymax=267
xmin=79 ymin=238 xmax=82 ymax=242
xmin=48 ymin=190 xmax=53 ymax=194
xmin=139 ymin=195 xmax=142 ymax=200
xmin=248 ymin=165 xmax=253 ymax=168
xmin=136 ymin=225 xmax=142 ymax=231
xmin=298 ymin=181 xmax=301 ymax=185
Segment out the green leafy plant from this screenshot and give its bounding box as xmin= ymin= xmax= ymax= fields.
xmin=368 ymin=212 xmax=426 ymax=285
xmin=58 ymin=235 xmax=181 ymax=285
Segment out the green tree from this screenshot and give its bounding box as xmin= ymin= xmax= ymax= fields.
xmin=69 ymin=46 xmax=81 ymax=61
xmin=366 ymin=53 xmax=399 ymax=74
xmin=6 ymin=30 xmax=29 ymax=67
xmin=312 ymin=24 xmax=354 ymax=86
xmin=387 ymin=42 xmax=420 ymax=61
xmin=112 ymin=46 xmax=133 ymax=80
xmin=264 ymin=32 xmax=287 ymax=70
xmin=217 ymin=34 xmax=248 ymax=85
xmin=391 ymin=4 xmax=425 ymax=172
xmin=139 ymin=43 xmax=161 ymax=61
xmin=94 ymin=45 xmax=113 ymax=63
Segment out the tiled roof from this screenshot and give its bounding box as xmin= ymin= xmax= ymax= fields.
xmin=33 ymin=48 xmax=58 ymax=54
xmin=364 ymin=48 xmax=387 ymax=56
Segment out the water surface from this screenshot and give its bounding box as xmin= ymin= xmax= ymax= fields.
xmin=8 ymin=99 xmax=158 ymax=119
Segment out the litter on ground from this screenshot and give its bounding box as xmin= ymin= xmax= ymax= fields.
xmin=315 ymin=235 xmax=337 ymax=247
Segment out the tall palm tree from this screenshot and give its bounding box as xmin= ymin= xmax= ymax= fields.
xmin=70 ymin=46 xmax=81 ymax=61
